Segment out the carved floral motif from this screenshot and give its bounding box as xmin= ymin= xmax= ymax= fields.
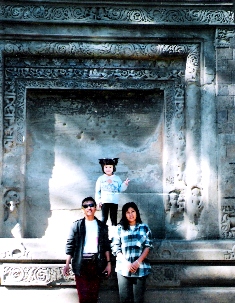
xmin=0 ymin=5 xmax=233 ymax=25
xmin=3 ymin=190 xmax=22 ymax=238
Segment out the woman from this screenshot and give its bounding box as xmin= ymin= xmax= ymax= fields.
xmin=111 ymin=202 xmax=153 ymax=303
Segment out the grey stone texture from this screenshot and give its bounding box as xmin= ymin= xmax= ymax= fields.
xmin=0 ymin=0 xmax=235 ymax=302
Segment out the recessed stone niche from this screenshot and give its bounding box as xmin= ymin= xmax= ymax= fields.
xmin=25 ymin=89 xmax=164 ymax=239
xmin=0 ymin=41 xmax=205 ymax=246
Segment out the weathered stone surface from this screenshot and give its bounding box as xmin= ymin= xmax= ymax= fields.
xmin=0 ymin=0 xmax=235 ymax=301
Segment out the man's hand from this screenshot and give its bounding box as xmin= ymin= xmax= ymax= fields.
xmin=63 ymin=264 xmax=70 ymax=276
xmin=103 ymin=261 xmax=112 ymax=277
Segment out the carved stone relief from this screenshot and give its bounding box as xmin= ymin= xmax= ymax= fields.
xmin=221 ymin=205 xmax=235 ymax=238
xmin=0 ymin=4 xmax=233 ymax=25
xmin=165 ymin=186 xmax=203 ymax=239
xmin=224 ymin=244 xmax=235 ymax=260
xmin=0 ymin=41 xmax=200 ymax=239
xmin=2 ymin=264 xmax=74 ymax=286
xmin=0 ymin=242 xmax=30 ymax=259
xmin=150 ymin=264 xmax=182 ymax=287
xmin=3 ymin=190 xmax=22 ymax=238
xmin=216 ymin=28 xmax=235 ymax=47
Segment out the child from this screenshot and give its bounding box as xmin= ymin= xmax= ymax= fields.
xmin=95 ymin=158 xmax=130 ymax=226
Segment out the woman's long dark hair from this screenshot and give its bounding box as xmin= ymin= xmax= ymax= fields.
xmin=119 ymin=202 xmax=142 ymax=230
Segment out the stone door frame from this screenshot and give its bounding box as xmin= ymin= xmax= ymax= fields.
xmin=0 ymin=40 xmax=201 ymax=238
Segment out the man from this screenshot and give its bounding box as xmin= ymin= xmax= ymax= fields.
xmin=63 ymin=196 xmax=111 ymax=303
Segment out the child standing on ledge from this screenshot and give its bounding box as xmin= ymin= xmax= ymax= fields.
xmin=95 ymin=158 xmax=130 ymax=226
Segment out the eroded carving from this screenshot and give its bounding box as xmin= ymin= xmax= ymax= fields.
xmin=221 ymin=205 xmax=235 ymax=238
xmin=224 ymin=244 xmax=235 ymax=260
xmin=165 ymin=186 xmax=203 ymax=239
xmin=165 ymin=190 xmax=185 ymax=224
xmin=216 ymin=28 xmax=235 ymax=47
xmin=0 ymin=242 xmax=29 ymax=259
xmin=151 ymin=265 xmax=183 ymax=286
xmin=186 ymin=187 xmax=203 ymax=224
xmin=3 ymin=190 xmax=22 ymax=238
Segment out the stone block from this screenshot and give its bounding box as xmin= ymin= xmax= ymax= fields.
xmin=226 ymin=145 xmax=235 ymax=158
xmin=217 ymin=110 xmax=228 ymax=123
xmin=228 ymin=84 xmax=235 ymax=95
xmin=217 ymin=123 xmax=234 ymax=135
xmin=217 ymin=70 xmax=232 ymax=84
xmin=228 ymin=109 xmax=235 ymax=123
xmin=217 ymin=59 xmax=229 ymax=71
xmin=217 ymin=84 xmax=229 ymax=96
xmin=217 ymin=48 xmax=233 ymax=60
xmin=216 ymin=96 xmax=234 ymax=109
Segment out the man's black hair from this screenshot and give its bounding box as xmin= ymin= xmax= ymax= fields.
xmin=82 ymin=196 xmax=97 ymax=207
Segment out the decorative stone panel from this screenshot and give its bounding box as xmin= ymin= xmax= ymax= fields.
xmin=0 ymin=4 xmax=233 ymax=25
xmin=1 ymin=263 xmax=74 ymax=286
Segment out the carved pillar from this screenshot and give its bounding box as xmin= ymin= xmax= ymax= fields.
xmin=0 ymin=44 xmax=4 ymax=237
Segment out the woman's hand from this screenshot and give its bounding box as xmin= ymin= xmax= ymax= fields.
xmin=124 ymin=178 xmax=130 ymax=186
xmin=117 ymin=252 xmax=139 ymax=273
xmin=129 ymin=260 xmax=140 ymax=273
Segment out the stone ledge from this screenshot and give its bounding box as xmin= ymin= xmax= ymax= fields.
xmin=0 ymin=239 xmax=235 ymax=261
xmin=1 ymin=263 xmax=74 ymax=286
xmin=1 ymin=286 xmax=235 ymax=303
xmin=2 ymin=262 xmax=235 ymax=287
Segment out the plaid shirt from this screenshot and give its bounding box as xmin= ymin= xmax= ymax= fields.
xmin=111 ymin=223 xmax=153 ymax=277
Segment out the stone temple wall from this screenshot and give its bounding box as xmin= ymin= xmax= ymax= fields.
xmin=0 ymin=1 xmax=235 ymax=302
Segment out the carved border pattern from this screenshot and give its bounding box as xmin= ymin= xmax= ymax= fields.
xmin=0 ymin=5 xmax=233 ymax=25
xmin=3 ymin=42 xmax=199 ymax=63
xmin=2 ymin=263 xmax=74 ymax=286
xmin=2 ymin=41 xmax=199 ymax=151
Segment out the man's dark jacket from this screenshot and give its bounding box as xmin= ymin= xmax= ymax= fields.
xmin=65 ymin=217 xmax=111 ymax=275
